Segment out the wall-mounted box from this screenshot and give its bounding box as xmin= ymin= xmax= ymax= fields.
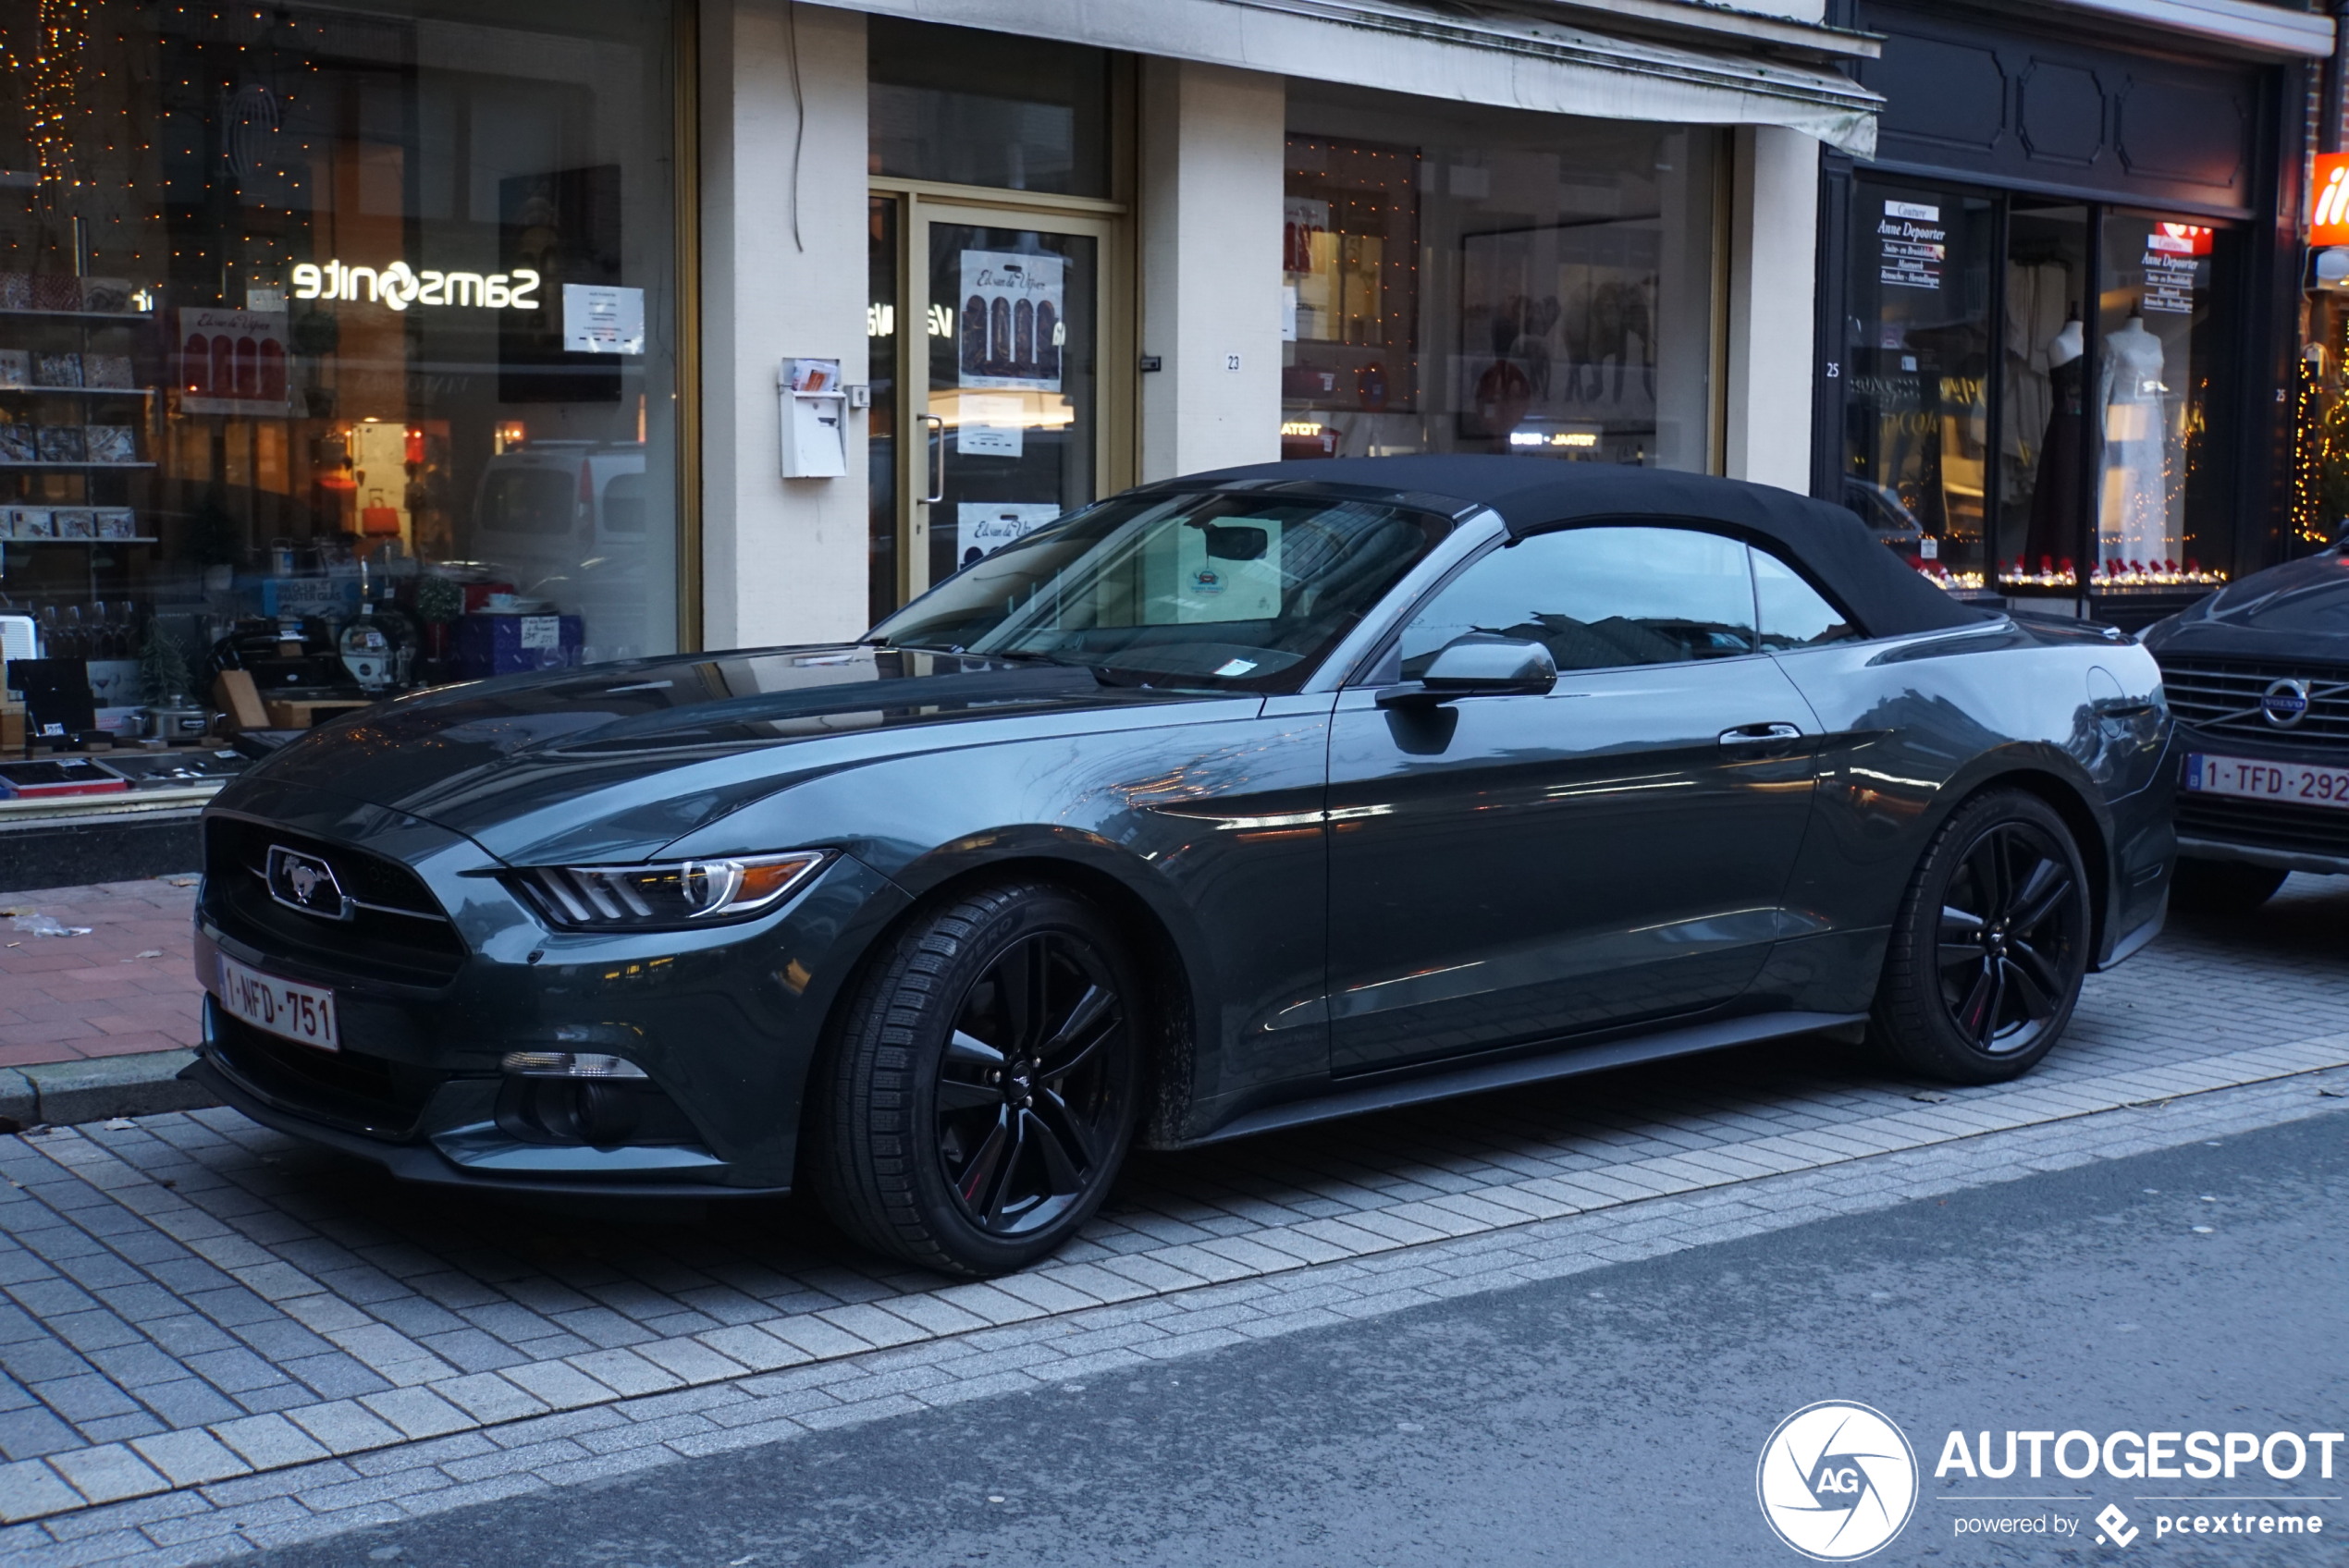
xmin=779 ymin=358 xmax=848 ymax=479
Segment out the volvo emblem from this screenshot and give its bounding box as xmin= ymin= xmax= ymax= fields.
xmin=265 ymin=846 xmax=352 ymax=921
xmin=2261 ymin=678 xmax=2311 ymax=728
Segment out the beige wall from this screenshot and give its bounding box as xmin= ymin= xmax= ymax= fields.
xmin=699 ymin=1 xmax=870 ymax=651
xmin=1138 ymin=59 xmax=1285 ymax=483
xmin=1724 ymin=125 xmax=1821 ymax=494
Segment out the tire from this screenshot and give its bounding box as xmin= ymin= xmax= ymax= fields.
xmin=808 ymin=881 xmax=1141 ymax=1277
xmin=2171 ymin=857 xmax=2288 ymax=914
xmin=1870 ymin=790 xmax=2092 ymax=1085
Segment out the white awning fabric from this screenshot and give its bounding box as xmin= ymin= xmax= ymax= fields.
xmin=823 ymin=0 xmax=1884 ymax=156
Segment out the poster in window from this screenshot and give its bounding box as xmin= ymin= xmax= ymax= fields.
xmin=1877 ymin=200 xmax=1945 ymax=291
xmin=1457 ymin=222 xmax=1657 ymax=443
xmin=955 ymin=502 xmax=1062 ymax=570
xmin=957 ymin=251 xmax=1064 ymax=393
xmin=177 ymin=309 xmax=290 ymax=414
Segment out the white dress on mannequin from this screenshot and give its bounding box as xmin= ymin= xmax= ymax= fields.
xmin=2097 ymin=312 xmax=2171 ymax=563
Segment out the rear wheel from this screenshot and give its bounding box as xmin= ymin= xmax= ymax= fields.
xmin=2171 ymin=857 xmax=2288 ymax=913
xmin=809 ymin=882 xmax=1139 ymax=1277
xmin=1871 ymin=790 xmax=2091 ymax=1084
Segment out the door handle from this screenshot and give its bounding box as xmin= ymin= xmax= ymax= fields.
xmin=921 ymin=414 xmax=945 ymax=505
xmin=1718 ymin=722 xmax=1805 ymax=750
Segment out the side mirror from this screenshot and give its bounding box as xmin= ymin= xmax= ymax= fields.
xmin=1377 ymin=638 xmax=1557 ymax=706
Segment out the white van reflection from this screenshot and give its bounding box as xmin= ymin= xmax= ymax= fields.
xmin=472 ymin=441 xmax=649 ymax=663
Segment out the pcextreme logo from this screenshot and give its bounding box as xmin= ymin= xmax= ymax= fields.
xmin=1757 ymin=1402 xmax=1920 ymax=1561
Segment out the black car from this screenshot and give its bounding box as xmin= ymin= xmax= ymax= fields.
xmin=189 ymin=458 xmax=2175 ymax=1277
xmin=2144 ymin=536 xmax=2349 ymax=908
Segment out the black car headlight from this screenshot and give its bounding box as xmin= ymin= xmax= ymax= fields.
xmin=513 ymin=851 xmax=830 ymax=930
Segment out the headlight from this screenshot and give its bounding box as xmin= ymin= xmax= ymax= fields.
xmin=513 ymin=851 xmax=830 ymax=930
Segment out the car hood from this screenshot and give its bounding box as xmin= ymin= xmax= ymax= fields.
xmin=217 ymin=644 xmax=1212 ymax=864
xmin=2145 ymin=548 xmax=2349 ymax=661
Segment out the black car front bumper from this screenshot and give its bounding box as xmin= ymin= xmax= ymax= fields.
xmin=2171 ymin=729 xmax=2349 ymax=876
xmin=189 ymin=790 xmax=914 ymax=1195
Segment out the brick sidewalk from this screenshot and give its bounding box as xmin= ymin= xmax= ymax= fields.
xmin=0 ymin=879 xmax=201 ymax=1068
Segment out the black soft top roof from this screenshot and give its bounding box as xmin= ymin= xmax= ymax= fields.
xmin=1159 ymin=455 xmax=1987 ymax=640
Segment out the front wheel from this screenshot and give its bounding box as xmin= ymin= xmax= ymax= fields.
xmin=808 ymin=882 xmax=1140 ymax=1277
xmin=1870 ymin=790 xmax=2092 ymax=1084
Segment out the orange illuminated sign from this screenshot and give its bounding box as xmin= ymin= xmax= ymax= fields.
xmin=2312 ymin=153 xmax=2349 ymax=245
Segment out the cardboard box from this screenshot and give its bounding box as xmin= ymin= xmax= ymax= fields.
xmin=213 ymin=669 xmax=269 ymax=731
xmin=452 ymin=613 xmax=582 ymax=679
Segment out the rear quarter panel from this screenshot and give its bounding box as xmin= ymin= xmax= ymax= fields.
xmin=1766 ymin=622 xmax=2171 ymax=1009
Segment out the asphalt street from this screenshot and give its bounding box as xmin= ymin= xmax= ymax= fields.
xmin=255 ymin=1107 xmax=2349 ymax=1568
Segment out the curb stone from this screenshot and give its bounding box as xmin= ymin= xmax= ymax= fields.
xmin=0 ymin=1051 xmax=215 ymax=1129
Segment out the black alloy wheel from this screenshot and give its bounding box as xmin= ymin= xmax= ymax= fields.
xmin=809 ymin=882 xmax=1140 ymax=1276
xmin=1873 ymin=790 xmax=2091 ymax=1084
xmin=935 ymin=930 xmax=1125 ymax=1238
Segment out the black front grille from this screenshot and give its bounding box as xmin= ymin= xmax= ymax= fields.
xmin=2157 ymin=655 xmax=2349 ymax=747
xmin=2178 ymin=793 xmax=2349 ymax=861
xmin=208 ymin=1011 xmax=448 ymax=1138
xmin=203 ymin=816 xmax=467 ymax=987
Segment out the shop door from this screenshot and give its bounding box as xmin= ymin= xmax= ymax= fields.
xmin=869 ymin=200 xmax=1116 ymax=617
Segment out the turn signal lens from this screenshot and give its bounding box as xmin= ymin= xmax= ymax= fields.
xmin=514 ymin=851 xmax=830 ymax=930
xmin=499 ymin=1051 xmax=648 ymax=1079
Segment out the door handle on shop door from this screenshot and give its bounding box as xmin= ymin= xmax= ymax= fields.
xmin=1718 ymin=722 xmax=1805 ymax=751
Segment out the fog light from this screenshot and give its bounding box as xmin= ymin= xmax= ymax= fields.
xmin=499 ymin=1050 xmax=648 ymax=1080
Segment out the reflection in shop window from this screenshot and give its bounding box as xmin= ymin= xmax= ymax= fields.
xmin=2090 ymin=214 xmax=2234 ymax=593
xmin=1840 ymin=184 xmax=1994 ymax=594
xmin=1281 ymin=90 xmax=1718 ymax=472
xmin=0 ymin=0 xmax=677 ymax=745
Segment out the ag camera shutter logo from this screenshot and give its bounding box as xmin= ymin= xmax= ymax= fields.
xmin=1757 ymin=1402 xmax=1919 ymax=1560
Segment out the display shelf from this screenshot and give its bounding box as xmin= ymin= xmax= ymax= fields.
xmin=0 ymin=308 xmax=161 ymax=326
xmin=0 ymin=386 xmax=154 ymax=398
xmin=0 ymin=535 xmax=157 ymax=544
xmin=0 ymin=460 xmax=156 ymax=470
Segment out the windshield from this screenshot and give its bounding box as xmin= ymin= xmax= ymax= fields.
xmin=867 ymin=490 xmax=1452 ymax=690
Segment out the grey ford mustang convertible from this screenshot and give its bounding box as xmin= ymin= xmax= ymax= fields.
xmin=191 ymin=457 xmax=2175 ymax=1276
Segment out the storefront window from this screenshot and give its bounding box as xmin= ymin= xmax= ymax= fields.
xmin=2092 ymin=213 xmax=2237 ymax=592
xmin=0 ymin=0 xmax=679 ymax=741
xmin=1841 ymin=182 xmax=2245 ymax=606
xmin=1840 ymin=179 xmax=1995 ymax=591
xmin=1995 ymin=202 xmax=2087 ymax=594
xmin=1282 ymin=88 xmax=1719 ymax=470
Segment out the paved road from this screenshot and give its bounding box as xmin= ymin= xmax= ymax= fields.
xmin=1 ymin=883 xmax=2346 ymax=1560
xmin=264 ymin=1109 xmax=2349 ymax=1568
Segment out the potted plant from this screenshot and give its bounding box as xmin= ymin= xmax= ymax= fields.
xmin=414 ymin=573 xmax=463 ymax=664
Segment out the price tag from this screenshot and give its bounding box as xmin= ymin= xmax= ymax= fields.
xmin=521 ymin=615 xmax=560 ymax=651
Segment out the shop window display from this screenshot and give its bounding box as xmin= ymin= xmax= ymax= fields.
xmin=2088 ymin=213 xmax=2237 ymax=592
xmin=1839 ymin=181 xmax=1996 ymax=592
xmin=0 ymin=0 xmax=677 ymax=771
xmin=1281 ymin=88 xmax=1718 ymax=472
xmin=1841 ymin=179 xmax=2243 ymax=606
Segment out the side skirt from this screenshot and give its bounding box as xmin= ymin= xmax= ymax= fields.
xmin=1190 ymin=1010 xmax=1871 ymax=1146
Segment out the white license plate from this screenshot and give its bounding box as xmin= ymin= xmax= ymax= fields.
xmin=215 ymin=954 xmax=338 ymax=1050
xmin=2184 ymin=753 xmax=2349 ymax=811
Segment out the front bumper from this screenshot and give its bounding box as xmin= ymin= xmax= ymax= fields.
xmin=2171 ymin=728 xmax=2349 ymax=878
xmin=191 ymin=796 xmax=912 ymax=1194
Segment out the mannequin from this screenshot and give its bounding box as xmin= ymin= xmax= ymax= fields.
xmin=2098 ymin=307 xmax=2170 ymax=563
xmin=2023 ymin=308 xmax=2085 ymax=568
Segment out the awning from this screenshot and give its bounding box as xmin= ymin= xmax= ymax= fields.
xmin=826 ymin=0 xmax=1885 ymax=157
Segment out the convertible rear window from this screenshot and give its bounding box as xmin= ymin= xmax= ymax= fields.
xmin=867 ymin=491 xmax=1452 ymax=690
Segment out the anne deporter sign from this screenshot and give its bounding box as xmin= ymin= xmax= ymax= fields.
xmin=959 ymin=251 xmax=1064 ymax=393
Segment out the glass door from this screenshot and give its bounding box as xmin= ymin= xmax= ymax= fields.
xmin=868 ymin=196 xmax=1117 ymax=617
xmin=1839 ymin=178 xmax=1996 ymax=592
